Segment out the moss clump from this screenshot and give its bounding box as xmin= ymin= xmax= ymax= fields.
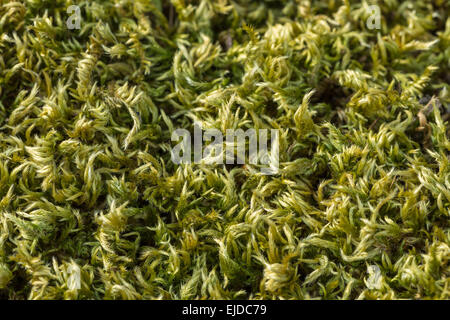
xmin=0 ymin=0 xmax=449 ymax=299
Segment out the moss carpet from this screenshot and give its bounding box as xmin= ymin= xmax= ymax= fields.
xmin=0 ymin=0 xmax=449 ymax=299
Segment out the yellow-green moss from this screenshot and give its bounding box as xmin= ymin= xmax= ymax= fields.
xmin=0 ymin=0 xmax=448 ymax=300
